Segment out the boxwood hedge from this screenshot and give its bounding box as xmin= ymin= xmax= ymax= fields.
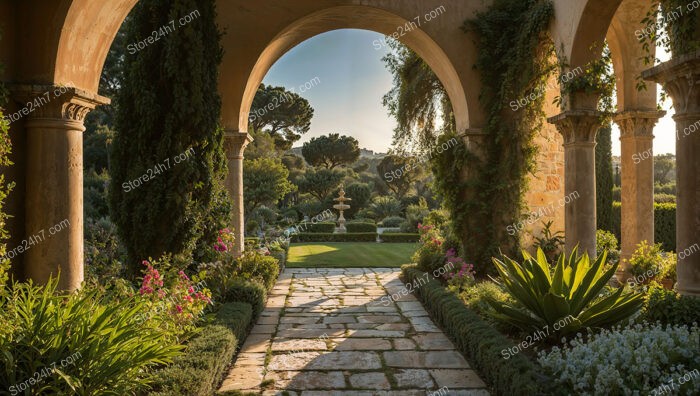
xmin=291 ymin=232 xmax=378 ymax=242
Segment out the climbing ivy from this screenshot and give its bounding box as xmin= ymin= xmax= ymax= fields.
xmin=432 ymin=0 xmax=557 ymax=275
xmin=640 ymin=0 xmax=700 ymax=64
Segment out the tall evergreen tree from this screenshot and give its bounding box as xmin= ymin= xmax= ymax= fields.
xmin=110 ymin=0 xmax=226 ymax=275
xmin=595 ymin=125 xmax=613 ymax=232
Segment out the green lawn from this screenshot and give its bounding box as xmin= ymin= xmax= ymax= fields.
xmin=287 ymin=242 xmax=417 ymax=268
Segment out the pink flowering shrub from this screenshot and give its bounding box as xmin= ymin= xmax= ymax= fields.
xmin=137 ymin=259 xmax=212 ymax=341
xmin=213 ymin=228 xmax=235 ymax=253
xmin=443 ymin=248 xmax=476 ymax=293
xmin=412 ymin=223 xmax=447 ymax=273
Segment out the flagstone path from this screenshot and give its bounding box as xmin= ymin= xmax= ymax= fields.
xmin=218 ymin=268 xmax=490 ymax=395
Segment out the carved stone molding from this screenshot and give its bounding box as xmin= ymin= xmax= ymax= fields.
xmin=547 ymin=110 xmax=603 ymax=145
xmin=223 ymin=129 xmax=253 ymax=159
xmin=9 ymin=84 xmax=110 ymax=124
xmin=642 ymin=52 xmax=700 ymax=115
xmin=613 ymin=110 xmax=666 ymax=139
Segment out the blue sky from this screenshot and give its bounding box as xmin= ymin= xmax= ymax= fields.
xmin=263 ymin=29 xmax=675 ymax=155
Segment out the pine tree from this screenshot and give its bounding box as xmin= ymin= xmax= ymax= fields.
xmin=110 ymin=0 xmax=227 ymax=276
xmin=595 ymin=125 xmax=613 ymax=232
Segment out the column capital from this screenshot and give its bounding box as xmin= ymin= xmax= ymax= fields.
xmin=613 ymin=110 xmax=666 ymax=139
xmin=547 ymin=110 xmax=603 ymax=146
xmin=9 ymin=84 xmax=110 ymax=124
xmin=223 ymin=129 xmax=253 ymax=159
xmin=642 ymin=51 xmax=700 ymax=115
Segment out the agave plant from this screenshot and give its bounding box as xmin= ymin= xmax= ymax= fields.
xmin=488 ymin=247 xmax=643 ymax=335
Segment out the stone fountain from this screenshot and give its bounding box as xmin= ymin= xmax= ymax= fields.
xmin=333 ymin=186 xmax=352 ymax=233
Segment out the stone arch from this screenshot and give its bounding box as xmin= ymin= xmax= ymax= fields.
xmin=218 ymin=4 xmax=475 ymax=134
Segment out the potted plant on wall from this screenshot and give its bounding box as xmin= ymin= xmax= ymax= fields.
xmin=628 ymin=240 xmax=666 ymax=286
xmin=659 ymin=251 xmax=677 ymax=289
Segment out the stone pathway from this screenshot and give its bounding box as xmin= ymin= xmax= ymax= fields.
xmin=219 ymin=268 xmax=490 ymax=395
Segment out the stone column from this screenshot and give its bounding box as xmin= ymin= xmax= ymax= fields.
xmin=12 ymin=85 xmax=108 ymax=291
xmin=643 ymin=53 xmax=700 ymax=296
xmin=224 ymin=130 xmax=252 ymax=256
xmin=548 ymin=110 xmax=602 ymax=257
xmin=613 ymin=111 xmax=665 ymax=280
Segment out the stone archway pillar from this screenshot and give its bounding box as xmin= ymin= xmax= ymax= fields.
xmin=12 ymin=85 xmax=108 ymax=291
xmin=613 ymin=111 xmax=665 ymax=280
xmin=224 ymin=130 xmax=252 ymax=256
xmin=548 ymin=110 xmax=603 ymax=257
xmin=643 ymin=53 xmax=700 ymax=296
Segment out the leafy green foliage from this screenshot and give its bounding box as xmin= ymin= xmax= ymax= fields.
xmin=368 ymin=196 xmax=403 ymax=219
xmin=84 ymin=168 xmax=111 ymax=219
xmin=0 ymin=101 xmax=14 ymax=286
xmin=301 ymin=133 xmax=360 ymax=169
xmin=345 ymin=222 xmax=377 ymax=233
xmin=639 ymin=0 xmax=700 ymax=63
xmin=376 ymin=154 xmax=423 ymax=198
xmin=249 ymin=84 xmax=314 ymax=151
xmin=654 ymin=153 xmax=675 ymax=184
xmin=148 ymin=302 xmax=253 ymax=396
xmin=84 ymin=125 xmax=114 ymax=173
xmin=379 ymin=216 xmax=405 ymax=227
xmin=412 ymin=224 xmax=446 ymax=274
xmin=595 ymin=125 xmax=614 ymax=232
xmin=400 ymin=198 xmax=430 ymax=233
xmin=243 ymin=157 xmax=296 ymax=214
xmin=110 ymin=0 xmax=227 ymax=275
xmin=596 ymin=229 xmax=620 ymax=264
xmin=628 ymin=240 xmax=666 ymax=279
xmin=640 ymin=283 xmax=700 ymax=326
xmin=401 ymin=266 xmax=543 ymax=395
xmin=0 ymin=279 xmax=184 ymax=395
xmin=612 ymin=202 xmax=676 ymax=251
xmin=236 ymin=250 xmax=280 ymax=291
xmin=533 ymin=220 xmax=565 ymax=263
xmin=303 ymin=222 xmax=336 ymax=233
xmin=290 ymin=233 xmax=378 ymax=243
xmin=433 ymin=1 xmax=557 ymax=271
xmin=295 ymin=168 xmax=344 ymax=202
xmin=222 ymin=278 xmax=268 ymax=316
xmin=489 ymin=248 xmax=643 ymax=334
xmin=343 ymin=182 xmax=371 ymax=218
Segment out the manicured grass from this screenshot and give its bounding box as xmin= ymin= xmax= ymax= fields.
xmin=287 ymin=242 xmax=417 ymax=268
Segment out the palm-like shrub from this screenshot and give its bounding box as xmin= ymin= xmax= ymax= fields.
xmin=369 ymin=196 xmax=403 ymax=219
xmin=488 ymin=248 xmax=643 ymax=335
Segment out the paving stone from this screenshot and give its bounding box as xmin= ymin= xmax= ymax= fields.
xmin=413 ymin=333 xmax=455 ymax=350
xmin=251 ymin=324 xmax=277 ymax=334
xmin=348 ymin=329 xmax=405 ymax=338
xmin=271 ymin=338 xmax=328 ymax=352
xmin=281 ymin=316 xmax=321 ymax=324
xmin=331 ymin=338 xmax=392 ymax=350
xmin=258 ymin=316 xmax=281 ymax=325
xmin=268 ymin=352 xmax=321 ymax=371
xmin=393 ymin=368 xmax=435 ymax=388
xmin=356 ymin=315 xmax=402 ymax=324
xmin=240 ymin=333 xmax=272 ymax=353
xmin=234 ymin=353 xmax=266 ymax=366
xmin=376 ymin=323 xmax=411 ymax=331
xmin=219 ymin=365 xmax=264 ymax=391
xmin=349 ymin=372 xmax=391 ymax=389
xmin=323 ymin=316 xmax=357 ymax=324
xmin=266 ymin=370 xmax=346 ymax=390
xmin=429 ymin=369 xmax=487 ymax=388
xmin=392 ymin=338 xmax=417 ymax=350
xmin=383 ymin=351 xmax=470 ymax=368
xmin=276 ymin=329 xmax=344 ymax=339
xmin=305 ymin=351 xmax=382 ymax=370
xmin=396 ymin=301 xmax=426 ymax=312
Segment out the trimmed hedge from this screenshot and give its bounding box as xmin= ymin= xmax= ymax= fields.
xmin=401 ymin=265 xmax=544 ymax=395
xmin=223 ymin=278 xmax=268 ymax=316
xmin=380 ymin=233 xmax=420 ymax=243
xmin=304 ymin=222 xmax=336 ymax=233
xmin=346 ymin=222 xmax=378 ymax=233
xmin=612 ymin=202 xmax=675 ymax=251
xmin=291 ymin=232 xmax=378 ymax=242
xmin=148 ymin=302 xmax=253 ymax=396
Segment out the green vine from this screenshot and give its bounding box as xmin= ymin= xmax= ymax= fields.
xmin=431 ymin=0 xmax=556 ymax=276
xmin=639 ymin=0 xmax=700 ymax=65
xmin=557 ymin=43 xmax=616 ymax=118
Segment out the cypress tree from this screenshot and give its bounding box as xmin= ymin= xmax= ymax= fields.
xmin=110 ymin=0 xmax=227 ymax=275
xmin=595 ymin=124 xmax=613 ymax=232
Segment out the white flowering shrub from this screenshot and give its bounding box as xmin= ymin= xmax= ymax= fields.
xmin=538 ymin=322 xmax=700 ymax=395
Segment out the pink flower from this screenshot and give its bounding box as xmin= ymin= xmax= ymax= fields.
xmin=188 ymin=286 xmax=195 ymax=294
xmin=142 ymin=260 xmax=150 ymax=266
xmin=176 ymin=305 xmax=183 ymax=314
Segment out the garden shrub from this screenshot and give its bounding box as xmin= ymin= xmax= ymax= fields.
xmin=655 ymin=182 xmax=676 ymax=195
xmin=345 ymin=222 xmax=378 ymax=233
xmin=0 ymin=279 xmax=184 ymax=395
xmin=304 ymin=222 xmax=336 ymax=233
xmin=380 ymin=233 xmax=420 ymax=243
xmin=84 ymin=217 xmax=127 ymax=285
xmin=148 ymin=302 xmax=253 ymax=396
xmin=401 ymin=266 xmax=543 ymax=395
xmin=236 ymin=250 xmax=280 ymax=291
xmin=595 ymin=229 xmax=620 ymax=264
xmin=639 ymin=284 xmax=700 ymax=327
xmin=629 ymin=240 xmax=665 ymax=281
xmin=379 ymin=216 xmax=405 ymax=227
xmin=400 ymin=198 xmax=430 ymax=232
xmin=291 ymin=232 xmax=378 ymax=243
xmin=538 ymin=322 xmax=700 ymax=395
xmin=222 ymin=278 xmax=267 ymax=316
xmin=412 ymin=224 xmax=446 ymax=274
xmin=654 ymin=193 xmax=676 ymax=203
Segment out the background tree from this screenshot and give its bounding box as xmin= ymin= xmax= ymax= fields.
xmin=343 ymin=182 xmax=372 ymax=219
xmin=110 ymin=0 xmax=227 ymax=275
xmin=295 ymin=167 xmax=344 ymax=202
xmin=84 ymin=125 xmax=115 ymax=173
xmin=243 ymin=157 xmax=296 ymax=214
xmin=654 ymin=153 xmax=675 ymax=184
xmin=244 ymin=129 xmax=279 ymax=160
xmin=249 ymin=84 xmax=314 ymax=151
xmin=376 ymin=154 xmax=424 ymax=198
xmin=301 ymin=133 xmax=360 ymax=169
xmin=595 ymin=125 xmax=613 ymax=232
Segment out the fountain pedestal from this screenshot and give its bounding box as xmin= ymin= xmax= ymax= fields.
xmin=333 ymin=186 xmax=352 ymax=233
